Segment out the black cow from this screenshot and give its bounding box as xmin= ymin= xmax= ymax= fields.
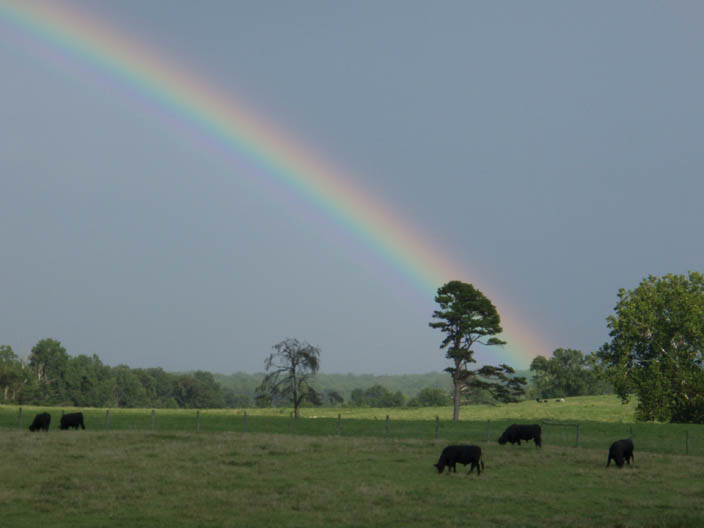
xmin=606 ymin=439 xmax=634 ymax=468
xmin=60 ymin=412 xmax=85 ymax=430
xmin=434 ymin=445 xmax=484 ymax=476
xmin=498 ymin=424 xmax=542 ymax=447
xmin=29 ymin=412 xmax=51 ymax=432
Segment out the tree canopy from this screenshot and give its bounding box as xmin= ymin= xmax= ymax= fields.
xmin=429 ymin=280 xmax=520 ymax=420
xmin=407 ymin=387 xmax=452 ymax=407
xmin=3 ymin=335 xmax=530 ymax=410
xmin=29 ymin=338 xmax=70 ymax=404
xmin=350 ymin=384 xmax=405 ymax=407
xmin=0 ymin=339 xmax=226 ymax=409
xmin=0 ymin=345 xmax=27 ymax=402
xmin=598 ymin=272 xmax=704 ymax=422
xmin=256 ymin=338 xmax=322 ymax=417
xmin=530 ymin=348 xmax=611 ymax=398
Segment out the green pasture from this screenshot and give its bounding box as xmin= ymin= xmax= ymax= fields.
xmin=1 ymin=430 xmax=702 ymax=527
xmin=3 ymin=395 xmax=702 ymax=457
xmin=3 ymin=394 xmax=638 ymax=425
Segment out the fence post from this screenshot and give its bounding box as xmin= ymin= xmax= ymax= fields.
xmin=385 ymin=415 xmax=390 ymax=438
xmin=243 ymin=411 xmax=247 ymax=433
xmin=105 ymin=409 xmax=110 ymax=430
xmin=151 ymin=410 xmax=156 ymax=431
xmin=18 ymin=407 xmax=22 ymax=431
xmin=576 ymin=424 xmax=580 ymax=447
xmin=337 ymin=413 xmax=341 ymax=435
xmin=196 ymin=410 xmax=200 ymax=432
xmin=686 ymin=431 xmax=689 ymax=455
xmin=434 ymin=416 xmax=439 ymax=439
xmin=487 ymin=420 xmax=491 ymax=443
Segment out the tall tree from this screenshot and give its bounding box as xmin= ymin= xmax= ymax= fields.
xmin=598 ymin=272 xmax=704 ymax=422
xmin=28 ymin=338 xmax=70 ymax=404
xmin=429 ymin=280 xmax=507 ymax=420
xmin=0 ymin=345 xmax=25 ymax=402
xmin=256 ymin=338 xmax=321 ymax=418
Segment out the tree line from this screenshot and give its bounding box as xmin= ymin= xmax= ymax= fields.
xmin=3 ymin=271 xmax=700 ymax=422
xmin=222 ymin=271 xmax=703 ymax=425
xmin=0 ymin=338 xmax=501 ymax=409
xmin=0 ymin=339 xmax=226 ymax=409
xmin=1 ymin=336 xmax=607 ymax=411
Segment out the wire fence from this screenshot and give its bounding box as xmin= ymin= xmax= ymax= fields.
xmin=5 ymin=406 xmax=703 ymax=457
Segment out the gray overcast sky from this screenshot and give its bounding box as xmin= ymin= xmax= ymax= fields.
xmin=1 ymin=1 xmax=702 ymax=374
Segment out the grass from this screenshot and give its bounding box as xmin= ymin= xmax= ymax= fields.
xmin=3 ymin=394 xmax=639 ymax=425
xmin=3 ymin=395 xmax=702 ymax=456
xmin=2 ymin=395 xmax=703 ymax=526
xmin=0 ymin=430 xmax=702 ymax=527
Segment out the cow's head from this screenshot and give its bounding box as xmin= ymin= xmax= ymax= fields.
xmin=434 ymin=462 xmax=445 ymax=473
xmin=498 ymin=434 xmax=507 ymax=445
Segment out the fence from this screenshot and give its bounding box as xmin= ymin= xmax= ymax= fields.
xmin=6 ymin=406 xmax=703 ymax=457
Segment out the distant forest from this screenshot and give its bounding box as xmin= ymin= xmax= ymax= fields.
xmin=2 ymin=338 xmax=610 ymax=409
xmin=213 ymin=371 xmax=464 ymax=407
xmin=0 ymin=338 xmax=533 ymax=409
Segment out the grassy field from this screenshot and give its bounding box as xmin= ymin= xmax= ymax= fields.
xmin=3 ymin=395 xmax=702 ymax=456
xmin=3 ymin=394 xmax=640 ymax=425
xmin=1 ymin=430 xmax=702 ymax=527
xmin=2 ymin=396 xmax=703 ymax=526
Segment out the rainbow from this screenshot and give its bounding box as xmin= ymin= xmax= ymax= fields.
xmin=0 ymin=0 xmax=552 ymax=368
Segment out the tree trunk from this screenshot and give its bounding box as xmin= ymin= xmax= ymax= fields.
xmin=452 ymin=380 xmax=461 ymax=421
xmin=451 ymin=355 xmax=464 ymax=421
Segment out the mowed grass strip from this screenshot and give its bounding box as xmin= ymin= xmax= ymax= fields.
xmin=0 ymin=430 xmax=702 ymax=528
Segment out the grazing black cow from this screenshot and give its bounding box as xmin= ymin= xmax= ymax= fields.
xmin=606 ymin=439 xmax=634 ymax=468
xmin=60 ymin=412 xmax=85 ymax=430
xmin=498 ymin=424 xmax=542 ymax=447
xmin=434 ymin=445 xmax=484 ymax=476
xmin=29 ymin=412 xmax=51 ymax=432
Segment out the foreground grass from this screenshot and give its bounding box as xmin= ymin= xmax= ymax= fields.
xmin=0 ymin=430 xmax=702 ymax=527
